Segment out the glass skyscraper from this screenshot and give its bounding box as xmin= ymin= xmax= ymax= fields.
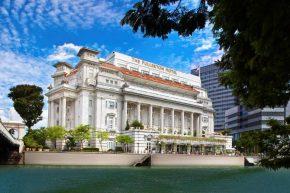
xmin=192 ymin=64 xmax=238 ymax=131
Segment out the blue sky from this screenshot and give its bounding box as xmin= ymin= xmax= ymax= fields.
xmin=0 ymin=0 xmax=222 ymax=126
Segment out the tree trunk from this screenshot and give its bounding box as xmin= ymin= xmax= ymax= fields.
xmin=27 ymin=127 xmax=32 ymax=134
xmin=54 ymin=139 xmax=57 ymax=149
xmin=100 ymin=141 xmax=103 ymax=152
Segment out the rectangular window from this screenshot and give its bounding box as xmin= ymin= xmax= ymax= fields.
xmin=89 ymin=100 xmax=93 ymax=107
xmin=89 ymin=115 xmax=92 ymax=126
xmin=141 ymin=70 xmax=149 ymax=75
xmin=118 ymin=64 xmax=127 ymax=69
xmin=130 ymin=67 xmax=139 ymax=72
xmin=152 ymin=73 xmax=160 ymax=77
xmin=163 ymin=76 xmax=169 ymax=80
xmin=107 ymin=116 xmax=114 ymax=129
xmin=106 ymin=100 xmax=116 ymax=109
xmin=172 ymin=78 xmax=179 ymax=82
xmin=202 ymin=117 xmax=209 ymax=123
xmin=106 ymin=79 xmax=109 ymax=83
xmin=88 ymin=68 xmax=94 ymax=78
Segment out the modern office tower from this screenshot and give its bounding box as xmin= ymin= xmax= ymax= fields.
xmin=225 ymin=106 xmax=285 ymax=140
xmin=192 ymin=64 xmax=238 ymax=131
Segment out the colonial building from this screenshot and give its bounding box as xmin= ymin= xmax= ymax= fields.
xmin=46 ymin=48 xmax=232 ymax=153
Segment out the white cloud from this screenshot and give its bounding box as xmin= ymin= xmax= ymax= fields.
xmin=194 ymin=39 xmax=213 ymax=52
xmin=33 ymin=109 xmax=48 ymax=129
xmin=191 ymin=48 xmax=224 ymax=69
xmin=159 ymin=53 xmax=191 ymax=73
xmin=179 ymin=23 xmax=216 ymax=52
xmin=0 ymin=0 xmax=124 ymax=49
xmin=47 ymin=43 xmax=82 ymax=62
xmin=0 ymin=50 xmax=54 ymax=108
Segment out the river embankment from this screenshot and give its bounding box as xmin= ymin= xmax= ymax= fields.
xmin=23 ymin=152 xmax=245 ymax=166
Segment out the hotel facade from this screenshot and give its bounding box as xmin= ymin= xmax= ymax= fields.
xmin=46 ymin=48 xmax=232 ymax=153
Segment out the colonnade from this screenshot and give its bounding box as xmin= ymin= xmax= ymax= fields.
xmin=48 ymin=97 xmax=67 ymax=128
xmin=123 ymin=101 xmax=202 ymax=136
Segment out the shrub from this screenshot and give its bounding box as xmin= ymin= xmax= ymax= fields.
xmin=115 ymin=147 xmax=124 ymax=152
xmin=82 ymin=147 xmax=99 ymax=152
xmin=23 ymin=135 xmax=38 ymax=148
xmin=130 ymin=120 xmax=144 ymax=129
xmin=125 ymin=120 xmax=130 ymax=130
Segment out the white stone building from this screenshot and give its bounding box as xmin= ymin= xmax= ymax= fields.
xmin=46 ymin=47 xmax=232 ymax=153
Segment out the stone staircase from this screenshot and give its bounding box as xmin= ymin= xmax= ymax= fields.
xmin=132 ymin=154 xmax=151 ymax=167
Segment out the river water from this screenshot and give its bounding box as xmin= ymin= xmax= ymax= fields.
xmin=0 ymin=166 xmax=289 ymax=193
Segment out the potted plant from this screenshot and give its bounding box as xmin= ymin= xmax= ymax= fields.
xmin=37 ymin=145 xmax=43 ymax=152
xmin=43 ymin=145 xmax=50 ymax=152
xmin=131 ymin=120 xmax=144 ymax=130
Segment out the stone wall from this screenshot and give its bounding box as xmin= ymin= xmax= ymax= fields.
xmin=151 ymin=154 xmax=244 ymax=166
xmin=24 ymin=152 xmax=144 ymax=166
xmin=24 ymin=152 xmax=244 ymax=166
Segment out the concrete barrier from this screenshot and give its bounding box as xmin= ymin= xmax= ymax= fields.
xmin=151 ymin=154 xmax=244 ymax=166
xmin=24 ymin=152 xmax=144 ymax=166
xmin=24 ymin=152 xmax=244 ymax=166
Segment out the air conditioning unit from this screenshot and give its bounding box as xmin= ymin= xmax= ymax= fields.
xmin=87 ymin=78 xmax=96 ymax=86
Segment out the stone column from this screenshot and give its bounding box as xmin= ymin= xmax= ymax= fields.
xmin=160 ymin=107 xmax=164 ymax=133
xmin=199 ymin=114 xmax=202 ymax=136
xmin=171 ymin=109 xmax=175 ymax=134
xmin=191 ymin=112 xmax=194 ymax=136
xmin=181 ymin=110 xmax=184 ymax=135
xmin=137 ymin=102 xmax=141 ymax=122
xmin=48 ymin=101 xmax=51 ymax=127
xmin=123 ymin=100 xmax=128 ymax=130
xmin=149 ymin=105 xmax=153 ymax=129
xmin=196 ymin=114 xmax=201 ymax=137
xmin=94 ymin=97 xmax=98 ymax=130
xmin=58 ymin=98 xmax=62 ymax=126
xmin=74 ymin=100 xmax=78 ymax=128
xmin=50 ymin=101 xmax=55 ymax=127
xmin=61 ymin=97 xmax=66 ymax=128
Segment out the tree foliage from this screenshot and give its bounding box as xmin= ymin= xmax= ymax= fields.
xmin=121 ymin=0 xmax=210 ymax=39
xmin=125 ymin=120 xmax=130 ymax=130
xmin=23 ymin=134 xmax=38 ymax=148
xmin=29 ymin=127 xmax=47 ymax=147
xmin=116 ymin=134 xmax=134 ymax=152
xmin=96 ymin=130 xmax=109 ymax=151
xmin=131 ymin=120 xmax=144 ymax=129
xmin=8 ymin=84 xmax=44 ymax=132
xmin=235 ymin=130 xmax=264 ymax=154
xmin=213 ymin=0 xmax=290 ymax=108
xmin=260 ymin=118 xmax=290 ymax=170
xmin=46 ymin=126 xmax=66 ymax=149
xmin=71 ymin=125 xmax=91 ymax=149
xmin=235 ymin=118 xmax=290 ymax=170
xmin=121 ymin=0 xmax=290 ymax=108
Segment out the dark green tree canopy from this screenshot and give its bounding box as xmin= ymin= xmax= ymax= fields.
xmin=260 ymin=118 xmax=290 ymax=170
xmin=121 ymin=0 xmax=211 ymax=39
xmin=121 ymin=0 xmax=290 ymax=108
xmin=8 ymin=84 xmax=44 ymax=131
